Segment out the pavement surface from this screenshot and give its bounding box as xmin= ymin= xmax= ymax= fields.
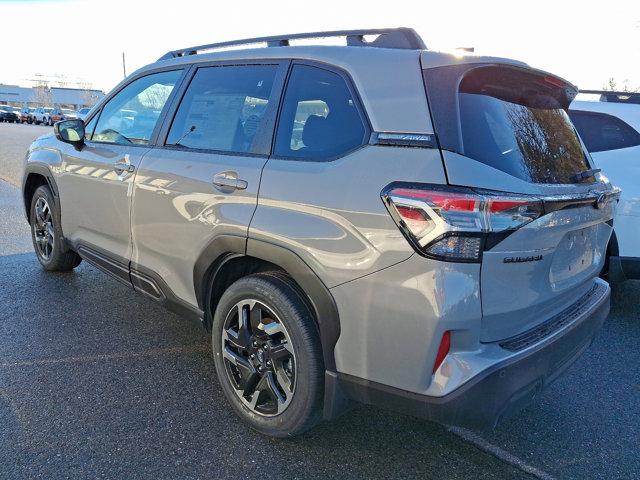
xmin=1 ymin=122 xmax=639 ymax=479
xmin=0 ymin=122 xmax=49 ymax=187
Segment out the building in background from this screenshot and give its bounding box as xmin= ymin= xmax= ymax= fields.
xmin=0 ymin=84 xmax=104 ymax=110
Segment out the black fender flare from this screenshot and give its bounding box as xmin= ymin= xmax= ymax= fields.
xmin=193 ymin=235 xmax=341 ymax=372
xmin=22 ymin=162 xmax=60 ymax=219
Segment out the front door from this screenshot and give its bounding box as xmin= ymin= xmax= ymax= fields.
xmin=58 ymin=69 xmax=184 ymax=279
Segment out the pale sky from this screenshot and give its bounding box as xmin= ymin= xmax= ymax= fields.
xmin=2 ymin=0 xmax=639 ymax=93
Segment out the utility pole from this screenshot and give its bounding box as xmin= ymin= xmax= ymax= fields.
xmin=122 ymin=52 xmax=127 ymax=78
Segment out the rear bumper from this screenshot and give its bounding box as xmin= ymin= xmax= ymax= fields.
xmin=336 ymin=279 xmax=610 ymax=429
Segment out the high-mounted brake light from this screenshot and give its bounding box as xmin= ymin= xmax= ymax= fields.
xmin=382 ymin=184 xmax=543 ymax=262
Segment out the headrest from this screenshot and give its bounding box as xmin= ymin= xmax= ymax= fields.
xmin=302 ymin=114 xmax=327 ymax=149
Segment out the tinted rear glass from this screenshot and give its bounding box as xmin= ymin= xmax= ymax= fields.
xmin=274 ymin=65 xmax=367 ymax=161
xmin=425 ymin=65 xmax=591 ymax=184
xmin=569 ymin=110 xmax=640 ymax=153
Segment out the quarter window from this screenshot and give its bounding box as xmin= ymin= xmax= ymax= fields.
xmin=92 ymin=70 xmax=182 ymax=145
xmin=569 ymin=110 xmax=640 ymax=153
xmin=274 ymin=65 xmax=367 ymax=160
xmin=166 ymin=65 xmax=278 ymax=154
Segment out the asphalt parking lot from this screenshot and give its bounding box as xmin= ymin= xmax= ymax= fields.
xmin=1 ymin=122 xmax=639 ymax=479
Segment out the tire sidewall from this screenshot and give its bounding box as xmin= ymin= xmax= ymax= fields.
xmin=212 ymin=274 xmax=323 ymax=437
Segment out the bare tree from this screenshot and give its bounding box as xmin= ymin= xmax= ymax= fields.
xmin=32 ymin=86 xmax=53 ymax=107
xmin=602 ymin=77 xmax=639 ymax=92
xmin=78 ymin=81 xmax=99 ymax=107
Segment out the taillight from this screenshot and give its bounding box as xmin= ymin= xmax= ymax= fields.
xmin=382 ymin=183 xmax=543 ymax=262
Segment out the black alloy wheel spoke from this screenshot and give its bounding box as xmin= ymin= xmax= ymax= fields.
xmin=273 ymin=362 xmax=293 ymax=392
xmin=242 ymin=371 xmax=261 ymax=398
xmin=269 ymin=342 xmax=292 ymax=361
xmin=264 ymin=371 xmax=286 ymax=407
xmin=236 ymin=303 xmax=253 ymax=347
xmin=223 ymin=346 xmax=254 ymax=380
xmin=46 ymin=224 xmax=54 ymax=247
xmin=225 ymin=326 xmax=249 ymax=351
xmin=35 ymin=204 xmax=46 ymax=226
xmin=249 ymin=304 xmax=263 ymax=332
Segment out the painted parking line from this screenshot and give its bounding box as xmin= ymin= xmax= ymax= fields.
xmin=447 ymin=425 xmax=556 ymax=480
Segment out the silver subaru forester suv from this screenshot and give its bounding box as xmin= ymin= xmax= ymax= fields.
xmin=23 ymin=28 xmax=618 ymax=437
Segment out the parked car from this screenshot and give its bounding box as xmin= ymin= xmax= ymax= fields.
xmin=33 ymin=107 xmax=53 ymax=125
xmin=49 ymin=108 xmax=77 ymax=124
xmin=570 ymin=92 xmax=640 ymax=282
xmin=23 ymin=28 xmax=618 ymax=438
xmin=0 ymin=106 xmax=20 ymax=123
xmin=20 ymin=107 xmax=35 ymax=124
xmin=76 ymin=107 xmax=92 ymax=121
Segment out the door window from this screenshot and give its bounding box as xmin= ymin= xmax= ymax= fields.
xmin=92 ymin=70 xmax=182 ymax=145
xmin=274 ymin=65 xmax=367 ymax=160
xmin=84 ymin=114 xmax=98 ymax=141
xmin=166 ymin=65 xmax=278 ymax=154
xmin=569 ymin=110 xmax=640 ymax=153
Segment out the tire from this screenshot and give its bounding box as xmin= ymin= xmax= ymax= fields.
xmin=29 ymin=185 xmax=82 ymax=271
xmin=212 ymin=272 xmax=324 ymax=437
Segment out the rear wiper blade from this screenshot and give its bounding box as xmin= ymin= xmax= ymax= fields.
xmin=571 ymin=168 xmax=601 ymax=182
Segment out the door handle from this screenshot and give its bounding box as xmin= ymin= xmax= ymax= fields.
xmin=212 ymin=171 xmax=248 ymax=192
xmin=113 ymin=162 xmax=135 ymax=174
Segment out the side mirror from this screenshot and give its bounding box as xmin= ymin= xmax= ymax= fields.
xmin=54 ymin=119 xmax=85 ymax=151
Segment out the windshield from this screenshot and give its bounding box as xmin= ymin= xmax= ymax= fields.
xmin=424 ymin=64 xmax=591 ymax=184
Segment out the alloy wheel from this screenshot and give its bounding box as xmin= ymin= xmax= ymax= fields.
xmin=221 ymin=299 xmax=296 ymax=416
xmin=33 ymin=197 xmax=54 ymax=260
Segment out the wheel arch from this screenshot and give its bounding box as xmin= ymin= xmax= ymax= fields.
xmin=194 ymin=236 xmax=341 ymax=375
xmin=22 ymin=163 xmax=60 ymax=220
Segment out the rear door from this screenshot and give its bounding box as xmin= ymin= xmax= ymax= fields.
xmin=423 ymin=62 xmax=618 ymax=341
xmin=130 ymin=61 xmax=287 ymax=306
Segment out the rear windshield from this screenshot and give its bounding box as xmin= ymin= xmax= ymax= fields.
xmin=425 ymin=65 xmax=591 ymax=184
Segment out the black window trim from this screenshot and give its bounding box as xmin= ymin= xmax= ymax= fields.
xmin=155 ymin=59 xmax=290 ymax=158
xmin=270 ymin=59 xmax=372 ymax=163
xmin=83 ymin=65 xmax=189 ymax=149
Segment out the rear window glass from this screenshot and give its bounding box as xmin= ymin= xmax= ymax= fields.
xmin=424 ymin=65 xmax=592 ymax=184
xmin=568 ymin=110 xmax=640 ymax=153
xmin=274 ymin=65 xmax=367 ymax=161
xmin=458 ymin=67 xmax=590 ymax=184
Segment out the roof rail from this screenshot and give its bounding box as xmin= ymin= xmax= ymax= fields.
xmin=580 ymin=89 xmax=639 ymax=95
xmin=158 ymin=28 xmax=426 ymax=61
xmin=579 ymin=90 xmax=640 ymax=104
